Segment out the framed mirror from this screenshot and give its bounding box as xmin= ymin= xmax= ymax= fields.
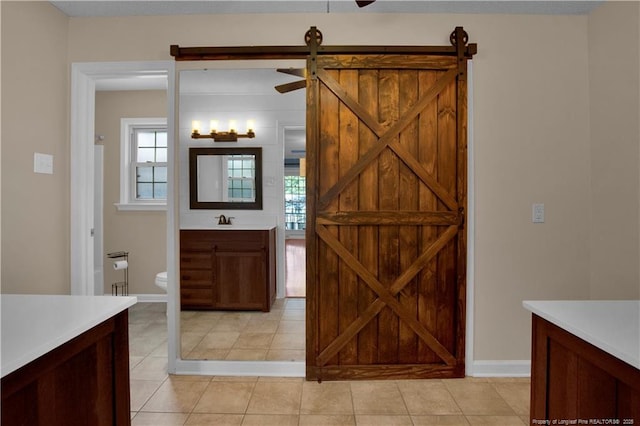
xmin=189 ymin=147 xmax=263 ymax=210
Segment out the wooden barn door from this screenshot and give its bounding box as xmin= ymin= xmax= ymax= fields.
xmin=306 ymin=48 xmax=469 ymax=380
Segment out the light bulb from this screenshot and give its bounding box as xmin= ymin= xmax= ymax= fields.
xmin=246 ymin=120 xmax=255 ymax=132
xmin=229 ymin=120 xmax=237 ymax=133
xmin=191 ymin=120 xmax=201 ymax=133
xmin=210 ymin=120 xmax=218 ymax=133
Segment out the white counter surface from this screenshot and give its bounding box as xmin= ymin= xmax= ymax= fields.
xmin=1 ymin=295 xmax=137 ymax=377
xmin=523 ymin=300 xmax=640 ymax=370
xmin=180 ymin=225 xmax=276 ymax=231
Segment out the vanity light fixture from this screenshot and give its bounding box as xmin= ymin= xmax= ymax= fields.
xmin=191 ymin=120 xmax=256 ymax=142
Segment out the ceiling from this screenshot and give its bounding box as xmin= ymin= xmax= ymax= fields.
xmin=51 ymin=0 xmax=602 ymax=17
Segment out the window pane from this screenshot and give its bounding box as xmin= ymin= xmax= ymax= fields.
xmin=137 ymin=147 xmax=155 ymax=162
xmin=155 ymin=147 xmax=167 ymax=162
xmin=154 ymin=166 xmax=167 ymax=182
xmin=137 ymin=132 xmax=156 ymax=147
xmin=137 ymin=166 xmax=153 ymax=182
xmin=154 ymin=183 xmax=167 ymax=199
xmin=156 ymin=132 xmax=167 ymax=147
xmin=135 ymin=167 xmax=166 ymax=200
xmin=137 ymin=183 xmax=153 ymax=199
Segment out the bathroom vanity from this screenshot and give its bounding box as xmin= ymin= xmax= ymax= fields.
xmin=180 ymin=227 xmax=276 ymax=311
xmin=523 ymin=300 xmax=640 ymax=423
xmin=1 ymin=295 xmax=136 ymax=426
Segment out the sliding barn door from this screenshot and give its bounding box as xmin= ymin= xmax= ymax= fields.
xmin=306 ymin=53 xmax=468 ymax=380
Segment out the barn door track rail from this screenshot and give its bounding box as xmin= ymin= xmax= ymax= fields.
xmin=170 ymin=26 xmax=477 ymax=62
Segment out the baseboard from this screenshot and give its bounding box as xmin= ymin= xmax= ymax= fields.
xmin=173 ymin=360 xmax=305 ymax=377
xmin=129 ymin=293 xmax=167 ymax=303
xmin=471 ymin=360 xmax=531 ymax=377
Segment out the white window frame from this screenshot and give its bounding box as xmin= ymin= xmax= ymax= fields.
xmin=226 ymin=154 xmax=256 ymax=203
xmin=116 ymin=117 xmax=167 ymax=211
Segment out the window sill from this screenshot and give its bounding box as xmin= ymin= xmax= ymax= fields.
xmin=115 ymin=203 xmax=167 ymax=212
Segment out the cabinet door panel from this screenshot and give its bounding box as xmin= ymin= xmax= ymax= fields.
xmin=214 ymin=250 xmax=266 ymax=310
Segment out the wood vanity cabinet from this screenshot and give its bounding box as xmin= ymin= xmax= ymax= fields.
xmin=180 ymin=228 xmax=276 ymax=311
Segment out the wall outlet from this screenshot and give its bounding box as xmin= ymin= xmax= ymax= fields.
xmin=34 ymin=152 xmax=53 ymax=174
xmin=532 ymin=203 xmax=545 ymax=223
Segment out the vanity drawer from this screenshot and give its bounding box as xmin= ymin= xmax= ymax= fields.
xmin=180 ymin=288 xmax=214 ymax=309
xmin=180 ymin=252 xmax=211 ymax=269
xmin=180 ymin=270 xmax=212 ymax=288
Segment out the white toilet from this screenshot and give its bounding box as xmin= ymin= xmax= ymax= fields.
xmin=155 ymin=271 xmax=167 ymax=292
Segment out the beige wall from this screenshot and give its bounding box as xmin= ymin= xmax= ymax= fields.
xmin=1 ymin=1 xmax=69 ymax=294
xmin=1 ymin=2 xmax=638 ymax=362
xmin=95 ymin=90 xmax=167 ymax=295
xmin=588 ymin=1 xmax=640 ymax=299
xmin=470 ymin=15 xmax=592 ymax=359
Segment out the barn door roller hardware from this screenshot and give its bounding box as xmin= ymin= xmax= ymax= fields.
xmin=169 ymin=26 xmax=477 ymax=62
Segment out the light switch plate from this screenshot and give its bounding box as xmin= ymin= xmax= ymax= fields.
xmin=34 ymin=153 xmax=54 ymax=174
xmin=532 ymin=203 xmax=545 ymax=223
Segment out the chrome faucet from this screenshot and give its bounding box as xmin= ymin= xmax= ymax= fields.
xmin=216 ymin=215 xmax=233 ymax=225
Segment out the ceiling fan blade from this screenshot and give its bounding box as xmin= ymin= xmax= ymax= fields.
xmin=276 ymin=68 xmax=306 ymax=78
xmin=275 ymin=79 xmax=307 ymax=93
xmin=355 ymin=0 xmax=376 ymax=7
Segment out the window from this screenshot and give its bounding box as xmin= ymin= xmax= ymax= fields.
xmin=226 ymin=154 xmax=256 ymax=202
xmin=117 ymin=118 xmax=167 ymax=211
xmin=285 ymin=175 xmax=306 ymax=230
xmin=134 ymin=129 xmax=167 ymax=199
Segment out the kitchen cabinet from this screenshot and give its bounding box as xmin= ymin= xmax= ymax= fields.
xmin=524 ymin=300 xmax=640 ymax=423
xmin=180 ymin=228 xmax=276 ymax=311
xmin=1 ymin=295 xmax=135 ymax=426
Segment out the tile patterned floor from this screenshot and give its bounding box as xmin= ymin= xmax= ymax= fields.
xmin=128 ymin=302 xmax=531 ymax=425
xmin=181 ymin=298 xmax=305 ymax=361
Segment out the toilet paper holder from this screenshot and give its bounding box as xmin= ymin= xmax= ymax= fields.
xmin=107 ymin=251 xmax=129 ymax=296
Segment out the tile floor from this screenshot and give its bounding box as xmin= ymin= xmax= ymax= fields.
xmin=128 ymin=302 xmax=531 ymax=426
xmin=181 ymin=298 xmax=305 ymax=361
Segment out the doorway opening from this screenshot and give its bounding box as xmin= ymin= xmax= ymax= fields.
xmin=284 ymin=126 xmax=307 ymax=298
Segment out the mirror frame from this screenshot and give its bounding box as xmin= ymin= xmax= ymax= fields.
xmin=189 ymin=147 xmax=263 ymax=210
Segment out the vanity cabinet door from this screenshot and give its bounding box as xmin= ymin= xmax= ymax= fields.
xmin=213 ymin=246 xmax=267 ymax=310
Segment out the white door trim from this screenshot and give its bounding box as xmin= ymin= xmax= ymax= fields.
xmin=94 ymin=144 xmax=104 ymax=295
xmin=70 ymin=65 xmax=96 ymax=296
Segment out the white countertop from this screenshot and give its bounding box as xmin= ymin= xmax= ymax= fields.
xmin=180 ymin=225 xmax=276 ymax=231
xmin=1 ymin=295 xmax=137 ymax=377
xmin=523 ymin=300 xmax=640 ymax=370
